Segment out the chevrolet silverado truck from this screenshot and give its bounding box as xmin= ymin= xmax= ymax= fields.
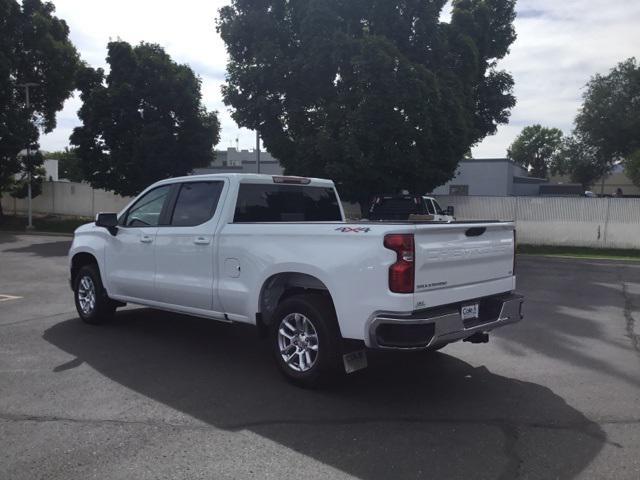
xmin=68 ymin=174 xmax=523 ymax=387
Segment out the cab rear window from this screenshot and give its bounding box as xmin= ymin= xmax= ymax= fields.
xmin=234 ymin=184 xmax=341 ymax=222
xmin=369 ymin=197 xmax=426 ymax=220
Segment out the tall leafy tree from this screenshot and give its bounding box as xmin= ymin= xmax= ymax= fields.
xmin=0 ymin=0 xmax=80 ymax=216
xmin=507 ymin=124 xmax=563 ymax=178
xmin=576 ymin=58 xmax=640 ymax=162
xmin=551 ymin=58 xmax=640 ymax=192
xmin=11 ymin=149 xmax=46 ymax=198
xmin=551 ymin=134 xmax=612 ymax=190
xmin=217 ymin=0 xmax=517 ymax=208
xmin=71 ymin=41 xmax=221 ymax=197
xmin=624 ymin=149 xmax=640 ymax=189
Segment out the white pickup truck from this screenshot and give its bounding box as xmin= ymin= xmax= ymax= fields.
xmin=68 ymin=174 xmax=523 ymax=387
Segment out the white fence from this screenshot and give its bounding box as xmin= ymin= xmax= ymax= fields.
xmin=1 ymin=181 xmax=133 ymax=218
xmin=2 ymin=184 xmax=639 ymax=249
xmin=435 ymin=196 xmax=640 ymax=249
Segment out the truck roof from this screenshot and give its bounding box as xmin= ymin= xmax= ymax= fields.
xmin=151 ymin=173 xmax=336 ymax=188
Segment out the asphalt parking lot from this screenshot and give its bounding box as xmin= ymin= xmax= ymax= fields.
xmin=1 ymin=233 xmax=639 ymax=479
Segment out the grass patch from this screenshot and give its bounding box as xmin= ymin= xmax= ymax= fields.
xmin=0 ymin=214 xmax=91 ymax=234
xmin=517 ymin=244 xmax=640 ymax=261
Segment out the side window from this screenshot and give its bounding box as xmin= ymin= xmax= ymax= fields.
xmin=123 ymin=185 xmax=172 ymax=227
xmin=170 ymin=181 xmax=224 ymax=227
xmin=425 ymin=198 xmax=435 ymax=215
xmin=432 ymin=199 xmax=444 ymax=215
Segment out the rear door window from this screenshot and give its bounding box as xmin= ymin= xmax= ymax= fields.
xmin=234 ymin=184 xmax=341 ymax=222
xmin=170 ymin=182 xmax=224 ymax=227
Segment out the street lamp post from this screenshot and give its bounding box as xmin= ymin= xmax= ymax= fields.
xmin=18 ymin=82 xmax=38 ymax=230
xmin=255 ymin=130 xmax=261 ymax=174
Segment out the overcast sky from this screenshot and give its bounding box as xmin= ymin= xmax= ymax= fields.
xmin=39 ymin=0 xmax=640 ymax=158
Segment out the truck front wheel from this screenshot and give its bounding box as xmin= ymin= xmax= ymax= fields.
xmin=74 ymin=265 xmax=116 ymax=324
xmin=270 ymin=294 xmax=341 ymax=388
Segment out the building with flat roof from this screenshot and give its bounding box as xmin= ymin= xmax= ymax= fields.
xmin=431 ymin=158 xmax=548 ymax=196
xmin=193 ymin=147 xmax=284 ymax=176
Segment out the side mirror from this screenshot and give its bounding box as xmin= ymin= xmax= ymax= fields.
xmin=445 ymin=206 xmax=455 ymax=216
xmin=95 ymin=212 xmax=118 ymax=235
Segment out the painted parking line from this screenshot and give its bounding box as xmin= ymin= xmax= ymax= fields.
xmin=0 ymin=294 xmax=23 ymax=302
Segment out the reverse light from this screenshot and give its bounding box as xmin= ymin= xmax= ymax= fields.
xmin=384 ymin=234 xmax=415 ymax=293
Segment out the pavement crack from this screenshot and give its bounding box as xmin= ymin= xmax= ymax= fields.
xmin=622 ymin=282 xmax=640 ymax=355
xmin=3 ymin=412 xmax=638 ymax=433
xmin=498 ymin=424 xmax=522 ymax=480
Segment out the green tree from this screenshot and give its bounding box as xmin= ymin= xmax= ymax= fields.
xmin=576 ymin=58 xmax=640 ymax=162
xmin=507 ymin=124 xmax=563 ymax=178
xmin=71 ymin=41 xmax=221 ymax=197
xmin=45 ymin=147 xmax=83 ymax=182
xmin=551 ymin=135 xmax=612 ymax=190
xmin=624 ymin=149 xmax=640 ymax=188
xmin=217 ymin=0 xmax=517 ymax=209
xmin=0 ymin=0 xmax=80 ymax=217
xmin=11 ymin=150 xmax=46 ymax=198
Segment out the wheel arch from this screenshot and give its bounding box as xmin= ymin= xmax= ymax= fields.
xmin=70 ymin=251 xmax=100 ymax=287
xmin=257 ymin=271 xmax=338 ymax=333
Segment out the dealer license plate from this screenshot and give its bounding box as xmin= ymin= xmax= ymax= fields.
xmin=461 ymin=303 xmax=480 ymax=321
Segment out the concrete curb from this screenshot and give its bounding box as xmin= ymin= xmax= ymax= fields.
xmin=518 ymin=253 xmax=640 ymax=263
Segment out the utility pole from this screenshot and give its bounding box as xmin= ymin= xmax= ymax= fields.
xmin=18 ymin=82 xmax=38 ymax=230
xmin=255 ymin=130 xmax=261 ymax=174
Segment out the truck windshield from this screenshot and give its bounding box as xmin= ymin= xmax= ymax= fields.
xmin=234 ymin=184 xmax=342 ymax=222
xmin=432 ymin=199 xmax=445 ymax=215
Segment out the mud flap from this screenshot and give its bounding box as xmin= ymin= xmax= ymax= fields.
xmin=343 ymin=350 xmax=368 ymax=374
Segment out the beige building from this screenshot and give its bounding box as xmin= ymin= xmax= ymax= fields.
xmin=550 ymin=164 xmax=640 ymax=196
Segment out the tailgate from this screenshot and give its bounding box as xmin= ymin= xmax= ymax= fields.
xmin=413 ymin=222 xmax=515 ymax=294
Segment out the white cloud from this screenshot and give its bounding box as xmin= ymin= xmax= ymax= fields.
xmin=40 ymin=0 xmax=640 ymax=160
xmin=473 ymin=0 xmax=640 ymax=157
xmin=40 ymin=0 xmax=256 ymax=152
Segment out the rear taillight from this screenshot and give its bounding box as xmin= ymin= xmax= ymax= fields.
xmin=384 ymin=234 xmax=415 ymax=293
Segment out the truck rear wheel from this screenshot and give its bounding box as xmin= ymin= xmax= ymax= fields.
xmin=74 ymin=265 xmax=116 ymax=324
xmin=270 ymin=294 xmax=341 ymax=388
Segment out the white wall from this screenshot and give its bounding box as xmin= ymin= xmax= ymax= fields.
xmin=435 ymin=195 xmax=640 ymax=249
xmin=1 ymin=181 xmax=133 ymax=218
xmin=43 ymin=159 xmax=59 ymax=181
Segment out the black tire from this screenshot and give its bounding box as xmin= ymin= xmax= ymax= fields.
xmin=269 ymin=294 xmax=342 ymax=388
xmin=74 ymin=264 xmax=116 ymax=324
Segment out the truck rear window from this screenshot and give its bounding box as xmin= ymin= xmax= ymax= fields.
xmin=234 ymin=184 xmax=342 ymax=222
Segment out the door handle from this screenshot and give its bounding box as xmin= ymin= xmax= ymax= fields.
xmin=140 ymin=235 xmax=153 ymax=243
xmin=193 ymin=236 xmax=211 ymax=245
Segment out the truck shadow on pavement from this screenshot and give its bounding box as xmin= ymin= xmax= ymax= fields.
xmin=4 ymin=239 xmax=71 ymax=257
xmin=44 ymin=309 xmax=605 ymax=480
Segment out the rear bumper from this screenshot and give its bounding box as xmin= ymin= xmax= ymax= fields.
xmin=365 ymin=292 xmax=524 ymax=350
